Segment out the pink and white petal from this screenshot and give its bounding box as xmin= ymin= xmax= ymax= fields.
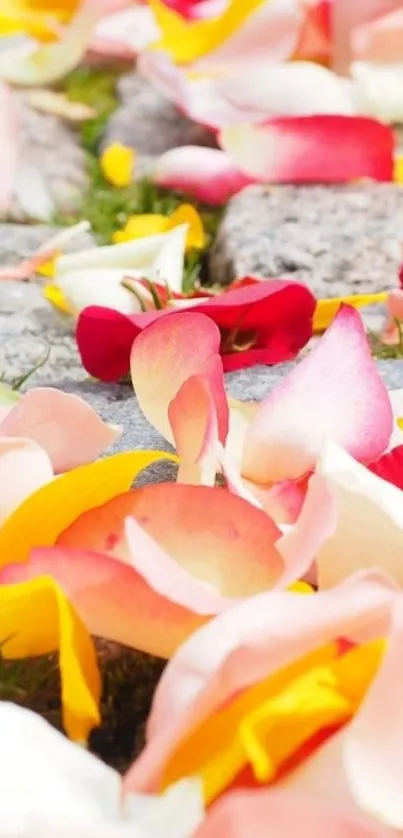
xmin=218 ymin=62 xmax=354 ymax=120
xmin=332 ymin=0 xmax=403 ymax=73
xmin=0 ymin=82 xmax=18 ymax=215
xmin=195 ymin=787 xmax=388 ymax=838
xmin=124 ymin=572 xmax=396 ymax=792
xmin=0 ymin=388 xmax=120 ymax=474
xmin=92 ymin=4 xmax=159 ymax=55
xmin=345 ymin=597 xmax=403 ymax=829
xmin=0 ymin=438 xmax=53 ymax=525
xmin=58 ymin=483 xmax=284 ymax=599
xmin=352 ymin=8 xmax=403 ymax=64
xmin=0 ymin=547 xmax=206 ymax=659
xmin=315 ymin=441 xmax=403 ymax=589
xmin=130 ymin=312 xmax=228 ymax=445
xmin=124 ymin=516 xmax=230 ymax=615
xmin=219 ymin=117 xmax=394 ymax=183
xmin=153 ymin=146 xmax=252 ymax=205
xmin=169 ymin=374 xmax=219 ymax=486
xmin=242 ymin=306 xmax=393 ymax=484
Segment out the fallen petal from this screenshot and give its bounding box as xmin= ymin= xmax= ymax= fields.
xmin=153 ymin=146 xmax=252 ymax=205
xmin=0 ymin=437 xmax=53 ymax=525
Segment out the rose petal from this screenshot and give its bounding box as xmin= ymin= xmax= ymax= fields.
xmin=0 ymin=437 xmax=53 ymax=525
xmin=332 ymin=0 xmax=403 ymax=73
xmin=130 ymin=311 xmax=228 ymax=445
xmin=0 ymin=450 xmax=173 ymax=567
xmin=0 ymin=576 xmax=100 ymax=742
xmin=314 ymin=441 xmax=403 ymax=586
xmin=124 ymin=572 xmax=396 ymax=792
xmin=57 ymin=482 xmax=283 ymax=598
xmin=195 ymin=788 xmax=385 ymax=838
xmin=153 ymin=146 xmax=252 ymax=205
xmin=242 ymin=305 xmax=393 ymax=484
xmin=169 ymin=374 xmax=219 ymax=485
xmin=220 ymin=116 xmax=394 ymax=183
xmin=0 ymin=388 xmax=120 ymax=473
xmin=369 ymin=445 xmax=403 ymax=490
xmin=0 ymin=81 xmax=17 ymax=214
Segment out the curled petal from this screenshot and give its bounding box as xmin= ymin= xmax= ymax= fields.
xmin=242 ymin=305 xmax=393 ymax=484
xmin=130 ymin=311 xmax=228 ymax=445
xmin=0 ymin=437 xmax=53 ymax=525
xmin=220 ymin=116 xmax=394 ymax=183
xmin=0 ymin=576 xmax=100 ymax=742
xmin=0 ymin=388 xmax=120 ymax=473
xmin=57 ymin=483 xmax=284 ymax=599
xmin=169 ymin=374 xmax=219 ymax=485
xmin=124 ymin=572 xmax=396 ymax=792
xmin=153 ymin=146 xmax=252 ymax=205
xmin=0 ymin=450 xmax=172 ymax=567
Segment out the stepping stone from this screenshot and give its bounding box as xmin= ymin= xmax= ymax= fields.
xmin=104 ymin=72 xmax=216 ymax=155
xmin=210 ymin=183 xmax=403 ymax=302
xmin=3 ymin=95 xmax=88 ymax=223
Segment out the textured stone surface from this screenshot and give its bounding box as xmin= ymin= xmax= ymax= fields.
xmin=3 ymin=95 xmax=88 ymax=223
xmin=104 ymin=71 xmax=216 ymax=154
xmin=210 ymin=184 xmax=403 ymax=300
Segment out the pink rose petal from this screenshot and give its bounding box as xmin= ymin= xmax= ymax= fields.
xmin=242 ymin=306 xmax=393 ymax=484
xmin=153 ymin=146 xmax=252 ymax=205
xmin=219 ymin=116 xmax=394 ymax=183
xmin=332 ymin=0 xmax=403 ymax=73
xmin=0 ymin=437 xmax=53 ymax=525
xmin=169 ymin=375 xmax=219 ymax=485
xmin=0 ymin=388 xmax=120 ymax=473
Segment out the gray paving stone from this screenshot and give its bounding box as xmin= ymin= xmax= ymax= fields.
xmin=104 ymin=71 xmax=216 ymax=155
xmin=210 ymin=183 xmax=403 ymax=301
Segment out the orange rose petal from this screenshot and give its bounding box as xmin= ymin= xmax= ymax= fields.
xmin=57 ymin=483 xmax=284 ymax=599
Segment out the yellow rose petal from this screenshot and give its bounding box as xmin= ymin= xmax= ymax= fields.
xmin=149 ymin=0 xmax=267 ymax=64
xmin=0 ymin=0 xmax=79 ymax=40
xmin=314 ymin=292 xmax=388 ymax=333
xmin=36 ymin=254 xmax=59 ymax=279
xmin=43 ymin=283 xmax=74 ymax=315
xmin=168 ymin=204 xmax=205 ymax=251
xmin=0 ymin=575 xmax=100 ymax=742
xmin=0 ymin=450 xmax=176 ymax=567
xmin=112 ymin=214 xmax=169 ymax=244
xmin=397 ymin=418 xmax=403 ymax=431
xmin=394 ymin=154 xmax=403 ymax=184
xmin=100 ymin=142 xmax=135 ymax=188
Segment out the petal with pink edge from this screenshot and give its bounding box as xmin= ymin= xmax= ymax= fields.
xmin=124 ymin=572 xmax=396 ymax=792
xmin=0 ymin=388 xmax=120 ymax=473
xmin=242 ymin=306 xmax=393 ymax=484
xmin=332 ymin=0 xmax=403 ymax=72
xmin=153 ymin=146 xmax=252 ymax=205
xmin=57 ymin=483 xmax=284 ymax=599
xmin=219 ymin=117 xmax=394 ymax=183
xmin=345 ymin=598 xmax=403 ymax=828
xmin=314 ymin=441 xmax=403 ymax=589
xmin=169 ymin=374 xmax=219 ymax=485
xmin=130 ymin=312 xmax=228 ymax=445
xmin=195 ymin=788 xmax=386 ymax=838
xmin=0 ymin=438 xmax=53 ymax=525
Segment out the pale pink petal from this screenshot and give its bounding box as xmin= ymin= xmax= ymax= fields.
xmin=153 ymin=146 xmax=252 ymax=205
xmin=385 ymin=389 xmax=403 ymax=450
xmin=332 ymin=0 xmax=403 ymax=73
xmin=124 ymin=572 xmax=396 ymax=792
xmin=352 ymin=8 xmax=403 ymax=63
xmin=241 ymin=306 xmax=393 ymax=484
xmin=0 ymin=547 xmax=205 ymax=659
xmin=195 ymin=788 xmax=388 ymax=838
xmin=0 ymin=388 xmax=120 ymax=474
xmin=124 ymin=516 xmax=230 ymax=615
xmin=0 ymin=82 xmax=18 ymax=215
xmin=92 ymin=4 xmax=159 ymax=56
xmin=130 ymin=312 xmax=228 ymax=445
xmin=345 ymin=598 xmax=403 ymax=828
xmin=0 ymin=437 xmax=53 ymax=525
xmin=169 ymin=375 xmax=219 ymax=485
xmin=219 ymin=117 xmax=394 ymax=183
xmin=314 ymin=441 xmax=403 ymax=589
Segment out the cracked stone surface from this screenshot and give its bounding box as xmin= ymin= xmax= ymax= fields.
xmin=104 ymin=71 xmax=216 ymax=154
xmin=3 ymin=95 xmax=88 ymax=223
xmin=210 ymin=183 xmax=403 ymax=301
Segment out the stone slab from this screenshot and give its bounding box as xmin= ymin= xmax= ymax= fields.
xmin=104 ymin=71 xmax=216 ymax=155
xmin=210 ymin=184 xmax=403 ymax=301
xmin=3 ymin=95 xmax=88 ymax=223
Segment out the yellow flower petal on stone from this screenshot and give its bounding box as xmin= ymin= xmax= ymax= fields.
xmin=161 ymin=639 xmax=383 ymax=805
xmin=36 ymin=254 xmax=59 ymax=278
xmin=0 ymin=0 xmax=78 ymax=40
xmin=149 ymin=0 xmax=267 ymax=64
xmin=0 ymin=575 xmax=100 ymax=742
xmin=113 ymin=214 xmax=169 ymax=244
xmin=43 ymin=283 xmax=74 ymax=314
xmin=314 ymin=292 xmax=388 ymax=333
xmin=0 ymin=450 xmax=176 ymax=567
xmin=100 ymin=142 xmax=135 ymax=188
xmin=394 ymin=154 xmax=403 ymax=184
xmin=168 ymin=204 xmax=205 ymax=250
